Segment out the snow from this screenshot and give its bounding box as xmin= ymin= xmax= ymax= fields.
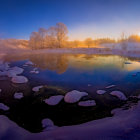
xmin=7 ymin=70 xmax=17 ymax=77
xmin=44 ymin=95 xmax=64 ymax=106
xmin=42 ymin=118 xmax=57 ymax=131
xmin=105 ymin=85 xmax=116 ymax=89
xmin=25 ymin=61 xmax=34 ymax=65
xmin=0 ymin=63 xmax=24 ymax=78
xmin=14 ymin=92 xmax=24 ymax=99
xmin=124 ymin=62 xmax=132 ymax=64
xmin=0 ymin=101 xmax=140 ymax=140
xmin=9 ymin=66 xmax=24 ymax=74
xmin=30 ymin=68 xmax=39 ymax=74
xmin=97 ymin=90 xmax=106 ymax=95
xmin=110 ymin=91 xmax=127 ymax=101
xmin=0 ymin=103 xmax=9 ymax=111
xmin=0 ymin=71 xmax=7 ymax=76
xmin=78 ymin=100 xmax=96 ymax=107
xmin=64 ymin=90 xmax=88 ymax=103
xmin=32 ymin=86 xmax=43 ymax=92
xmin=30 ymin=70 xmax=39 ymax=74
xmin=11 ymin=76 xmax=28 ymax=84
xmin=0 ymin=62 xmax=10 ymax=71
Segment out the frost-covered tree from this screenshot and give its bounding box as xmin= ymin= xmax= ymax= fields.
xmin=29 ymin=23 xmax=68 ymax=49
xmin=56 ymin=23 xmax=68 ymax=48
xmin=85 ymin=38 xmax=93 ymax=48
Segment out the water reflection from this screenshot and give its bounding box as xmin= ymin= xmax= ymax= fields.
xmin=1 ymin=53 xmax=140 ymax=132
xmin=3 ymin=53 xmax=140 ymax=92
xmin=4 ymin=53 xmax=68 ymax=74
xmin=4 ymin=53 xmax=140 ymax=73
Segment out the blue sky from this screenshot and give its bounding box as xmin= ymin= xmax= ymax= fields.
xmin=0 ymin=0 xmax=140 ymax=40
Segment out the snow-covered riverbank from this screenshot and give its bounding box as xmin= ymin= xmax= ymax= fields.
xmin=1 ymin=41 xmax=140 ymax=58
xmin=0 ymin=101 xmax=140 ymax=140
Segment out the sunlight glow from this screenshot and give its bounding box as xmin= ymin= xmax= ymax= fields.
xmin=138 ymin=32 xmax=140 ymax=37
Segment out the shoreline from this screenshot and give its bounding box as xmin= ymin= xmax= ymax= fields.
xmin=0 ymin=101 xmax=140 ymax=140
xmin=1 ymin=47 xmax=140 ymax=58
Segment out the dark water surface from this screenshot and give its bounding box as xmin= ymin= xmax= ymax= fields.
xmin=0 ymin=53 xmax=140 ymax=132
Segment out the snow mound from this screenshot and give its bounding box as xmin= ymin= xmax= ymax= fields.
xmin=11 ymin=76 xmax=28 ymax=84
xmin=30 ymin=70 xmax=39 ymax=74
xmin=25 ymin=61 xmax=34 ymax=65
xmin=32 ymin=86 xmax=43 ymax=92
xmin=0 ymin=62 xmax=10 ymax=71
xmin=14 ymin=92 xmax=24 ymax=99
xmin=97 ymin=90 xmax=106 ymax=95
xmin=7 ymin=70 xmax=17 ymax=77
xmin=78 ymin=100 xmax=96 ymax=107
xmin=30 ymin=68 xmax=39 ymax=74
xmin=44 ymin=95 xmax=64 ymax=106
xmin=10 ymin=66 xmax=24 ymax=74
xmin=64 ymin=90 xmax=88 ymax=103
xmin=106 ymin=85 xmax=116 ymax=89
xmin=7 ymin=67 xmax=24 ymax=77
xmin=0 ymin=103 xmax=9 ymax=111
xmin=110 ymin=91 xmax=127 ymax=100
xmin=0 ymin=71 xmax=7 ymax=76
xmin=42 ymin=118 xmax=57 ymax=131
xmin=124 ymin=62 xmax=132 ymax=64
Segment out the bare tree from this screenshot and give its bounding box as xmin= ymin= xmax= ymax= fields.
xmin=85 ymin=38 xmax=93 ymax=48
xmin=55 ymin=23 xmax=68 ymax=48
xmin=38 ymin=28 xmax=47 ymax=49
xmin=29 ymin=22 xmax=68 ymax=49
xmin=73 ymin=40 xmax=80 ymax=47
xmin=29 ymin=32 xmax=41 ymax=49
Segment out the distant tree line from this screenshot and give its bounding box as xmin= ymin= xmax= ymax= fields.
xmin=28 ymin=23 xmax=140 ymax=49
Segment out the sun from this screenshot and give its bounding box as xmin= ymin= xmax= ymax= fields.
xmin=138 ymin=32 xmax=140 ymax=37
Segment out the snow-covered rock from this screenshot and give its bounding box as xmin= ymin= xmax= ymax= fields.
xmin=106 ymin=85 xmax=116 ymax=89
xmin=42 ymin=118 xmax=57 ymax=131
xmin=7 ymin=70 xmax=17 ymax=77
xmin=97 ymin=90 xmax=106 ymax=95
xmin=78 ymin=100 xmax=96 ymax=107
xmin=44 ymin=95 xmax=64 ymax=106
xmin=30 ymin=68 xmax=39 ymax=74
xmin=110 ymin=91 xmax=127 ymax=101
xmin=124 ymin=62 xmax=132 ymax=64
xmin=64 ymin=90 xmax=88 ymax=103
xmin=0 ymin=71 xmax=7 ymax=76
xmin=14 ymin=92 xmax=24 ymax=99
xmin=11 ymin=76 xmax=28 ymax=84
xmin=0 ymin=62 xmax=10 ymax=71
xmin=0 ymin=103 xmax=9 ymax=111
xmin=7 ymin=67 xmax=24 ymax=78
xmin=10 ymin=67 xmax=24 ymax=74
xmin=32 ymin=86 xmax=43 ymax=92
xmin=25 ymin=61 xmax=34 ymax=65
xmin=30 ymin=70 xmax=39 ymax=74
